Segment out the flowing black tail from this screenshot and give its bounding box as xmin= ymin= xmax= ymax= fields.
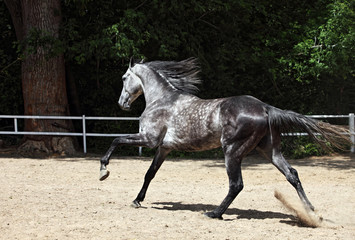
xmin=266 ymin=106 xmax=351 ymax=151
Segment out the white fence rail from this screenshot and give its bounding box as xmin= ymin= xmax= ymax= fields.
xmin=0 ymin=115 xmax=141 ymax=155
xmin=0 ymin=114 xmax=354 ymax=154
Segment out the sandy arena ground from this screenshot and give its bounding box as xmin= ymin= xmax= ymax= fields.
xmin=0 ymin=153 xmax=354 ymax=239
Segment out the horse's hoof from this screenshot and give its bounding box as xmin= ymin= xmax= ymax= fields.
xmin=131 ymin=200 xmax=141 ymax=208
xmin=99 ymin=169 xmax=110 ymax=181
xmin=204 ymin=211 xmax=223 ymax=220
xmin=309 ymin=205 xmax=315 ymax=212
xmin=306 ymin=205 xmax=315 ymax=212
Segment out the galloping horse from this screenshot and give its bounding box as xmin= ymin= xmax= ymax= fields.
xmin=99 ymin=58 xmax=349 ymax=219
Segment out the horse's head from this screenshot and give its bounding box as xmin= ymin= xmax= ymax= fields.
xmin=118 ymin=58 xmax=144 ymax=111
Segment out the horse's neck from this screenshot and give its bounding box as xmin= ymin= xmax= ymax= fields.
xmin=144 ymin=84 xmax=180 ymax=107
xmin=140 ymin=67 xmax=178 ymax=106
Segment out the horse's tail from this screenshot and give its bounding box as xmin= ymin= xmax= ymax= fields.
xmin=266 ymin=106 xmax=351 ymax=151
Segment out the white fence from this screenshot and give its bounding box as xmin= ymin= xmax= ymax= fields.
xmin=0 ymin=115 xmax=141 ymax=155
xmin=0 ymin=114 xmax=354 ymax=154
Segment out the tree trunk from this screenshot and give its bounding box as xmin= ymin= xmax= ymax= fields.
xmin=5 ymin=0 xmax=76 ymax=156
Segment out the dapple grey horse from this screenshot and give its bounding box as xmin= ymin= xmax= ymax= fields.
xmin=99 ymin=58 xmax=349 ymax=219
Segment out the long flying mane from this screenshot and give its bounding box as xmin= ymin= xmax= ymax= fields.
xmin=145 ymin=58 xmax=202 ymax=94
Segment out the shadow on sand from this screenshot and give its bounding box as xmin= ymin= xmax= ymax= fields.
xmin=151 ymin=201 xmax=304 ymax=226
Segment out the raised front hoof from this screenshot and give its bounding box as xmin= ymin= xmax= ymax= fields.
xmin=204 ymin=211 xmax=223 ymax=220
xmin=99 ymin=169 xmax=110 ymax=181
xmin=131 ymin=200 xmax=141 ymax=208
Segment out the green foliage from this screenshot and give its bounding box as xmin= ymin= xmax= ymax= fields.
xmin=281 ymin=0 xmax=355 ymax=113
xmin=1 ymin=0 xmax=353 ymax=155
xmin=62 ymin=1 xmax=148 ymax=65
xmin=282 ymin=136 xmax=326 ymax=159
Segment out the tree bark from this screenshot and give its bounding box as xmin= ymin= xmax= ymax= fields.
xmin=5 ymin=0 xmax=76 ymax=156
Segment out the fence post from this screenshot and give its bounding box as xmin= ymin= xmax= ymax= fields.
xmin=350 ymin=113 xmax=354 ymax=153
xmin=139 ymin=117 xmax=142 ymax=156
xmin=14 ymin=118 xmax=18 ymax=133
xmin=82 ymin=115 xmax=87 ymax=155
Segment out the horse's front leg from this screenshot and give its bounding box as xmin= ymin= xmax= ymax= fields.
xmin=132 ymin=147 xmax=171 ymax=207
xmin=99 ymin=133 xmax=150 ymax=181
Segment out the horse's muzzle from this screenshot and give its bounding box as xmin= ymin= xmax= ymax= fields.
xmin=119 ymin=102 xmax=131 ymax=111
xmin=120 ymin=105 xmax=131 ymax=111
xmin=118 ymin=92 xmax=131 ymax=111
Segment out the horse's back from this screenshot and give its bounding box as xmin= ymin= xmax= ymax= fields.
xmin=220 ymin=95 xmax=267 ymax=111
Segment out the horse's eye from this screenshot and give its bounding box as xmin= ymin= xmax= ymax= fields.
xmin=122 ymin=76 xmax=126 ymax=82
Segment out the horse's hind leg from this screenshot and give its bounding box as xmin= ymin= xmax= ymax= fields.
xmin=272 ymin=149 xmax=315 ymax=211
xmin=205 ymin=154 xmax=243 ymax=220
xmin=132 ymin=147 xmax=171 ymax=208
xmin=258 ymin=133 xmax=315 ymax=211
xmin=205 ymin=128 xmax=264 ymax=219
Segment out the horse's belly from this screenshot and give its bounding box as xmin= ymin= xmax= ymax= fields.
xmin=162 ymin=129 xmax=222 ymax=151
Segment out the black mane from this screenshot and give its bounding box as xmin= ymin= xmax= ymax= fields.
xmin=145 ymin=58 xmax=202 ymax=94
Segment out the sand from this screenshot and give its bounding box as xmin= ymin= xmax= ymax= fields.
xmin=0 ymin=153 xmax=354 ymax=239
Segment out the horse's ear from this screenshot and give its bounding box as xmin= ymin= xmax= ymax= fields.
xmin=129 ymin=57 xmax=135 ymax=68
xmin=129 ymin=57 xmax=145 ymax=68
